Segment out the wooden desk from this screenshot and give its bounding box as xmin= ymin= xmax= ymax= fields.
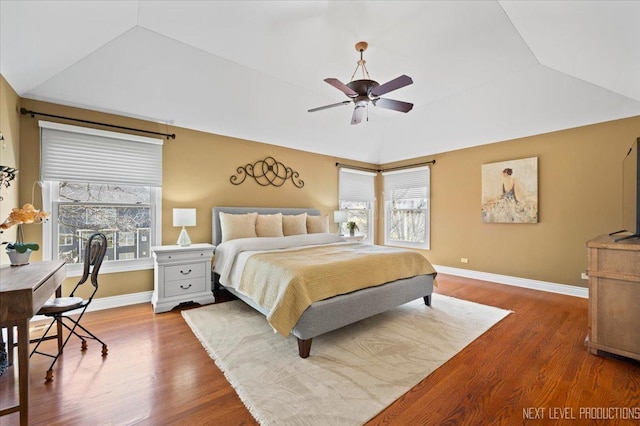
xmin=0 ymin=260 xmax=66 ymax=426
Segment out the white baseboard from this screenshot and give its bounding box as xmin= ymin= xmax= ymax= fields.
xmin=433 ymin=265 xmax=588 ymax=299
xmin=87 ymin=291 xmax=153 ymax=312
xmin=32 ymin=291 xmax=153 ymax=322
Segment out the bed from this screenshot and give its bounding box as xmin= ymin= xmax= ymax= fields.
xmin=211 ymin=206 xmax=437 ymax=358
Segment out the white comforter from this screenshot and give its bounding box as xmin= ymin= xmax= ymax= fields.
xmin=213 ymin=233 xmax=347 ymax=289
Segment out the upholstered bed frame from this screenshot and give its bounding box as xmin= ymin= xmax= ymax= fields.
xmin=211 ymin=206 xmax=435 ymax=358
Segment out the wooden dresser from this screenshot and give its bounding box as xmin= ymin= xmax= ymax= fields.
xmin=586 ymin=235 xmax=640 ymax=361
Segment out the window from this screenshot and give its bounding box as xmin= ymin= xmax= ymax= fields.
xmin=383 ymin=166 xmax=430 ymax=249
xmin=338 ymin=168 xmax=376 ymax=242
xmin=40 ymin=121 xmax=162 ymax=276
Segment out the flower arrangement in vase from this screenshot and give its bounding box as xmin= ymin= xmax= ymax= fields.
xmin=346 ymin=221 xmax=359 ymax=237
xmin=1 ymin=203 xmax=48 ymax=265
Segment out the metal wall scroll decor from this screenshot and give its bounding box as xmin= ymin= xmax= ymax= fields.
xmin=230 ymin=156 xmax=304 ymax=188
xmin=0 ymin=166 xmax=18 ymax=201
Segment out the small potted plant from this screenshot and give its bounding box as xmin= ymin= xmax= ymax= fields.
xmin=346 ymin=221 xmax=359 ymax=237
xmin=1 ymin=203 xmax=48 ymax=265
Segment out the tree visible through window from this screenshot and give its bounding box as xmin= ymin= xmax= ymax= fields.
xmin=55 ymin=183 xmax=152 ymax=264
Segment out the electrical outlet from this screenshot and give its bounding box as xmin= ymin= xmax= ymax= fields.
xmin=460 ymin=258 xmax=468 ymax=263
xmin=581 ymin=272 xmax=588 ymax=280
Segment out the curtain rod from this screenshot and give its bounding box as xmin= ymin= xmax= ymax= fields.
xmin=336 ymin=159 xmax=436 ymax=173
xmin=20 ymin=108 xmax=176 ymax=140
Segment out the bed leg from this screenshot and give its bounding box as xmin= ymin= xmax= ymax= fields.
xmin=423 ymin=295 xmax=431 ymax=306
xmin=297 ymin=338 xmax=312 ymax=358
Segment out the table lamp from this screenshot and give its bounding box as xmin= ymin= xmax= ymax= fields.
xmin=333 ymin=210 xmax=348 ymax=236
xmin=173 ymin=208 xmax=196 ymax=247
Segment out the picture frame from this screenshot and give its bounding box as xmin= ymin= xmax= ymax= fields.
xmin=481 ymin=157 xmax=538 ymax=223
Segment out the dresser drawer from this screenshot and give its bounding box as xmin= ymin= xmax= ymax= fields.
xmin=165 ymin=277 xmax=206 ymax=298
xmin=164 ymin=262 xmax=206 ymax=281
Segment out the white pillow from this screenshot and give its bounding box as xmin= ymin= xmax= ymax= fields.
xmin=219 ymin=212 xmax=258 ymax=242
xmin=282 ymin=213 xmax=308 ymax=236
xmin=256 ymin=213 xmax=284 ymax=237
xmin=306 ymin=214 xmax=329 ymax=234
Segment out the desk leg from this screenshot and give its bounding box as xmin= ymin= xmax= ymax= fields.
xmin=17 ymin=319 xmax=29 ymax=426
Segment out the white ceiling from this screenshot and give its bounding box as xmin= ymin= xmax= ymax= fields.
xmin=1 ymin=1 xmax=639 ymax=164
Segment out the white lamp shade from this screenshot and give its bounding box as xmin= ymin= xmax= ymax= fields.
xmin=173 ymin=208 xmax=196 ymax=227
xmin=333 ymin=210 xmax=348 ymax=223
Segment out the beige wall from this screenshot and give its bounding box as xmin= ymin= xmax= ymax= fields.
xmin=379 ymin=115 xmax=640 ymax=287
xmin=0 ymin=75 xmax=21 ymax=266
xmin=5 ymin=74 xmax=639 ymax=296
xmin=16 ymin=97 xmax=367 ymax=298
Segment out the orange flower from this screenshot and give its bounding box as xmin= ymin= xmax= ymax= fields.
xmin=0 ymin=203 xmax=49 ymax=230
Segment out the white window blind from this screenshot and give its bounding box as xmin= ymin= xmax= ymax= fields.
xmin=383 ymin=166 xmax=430 ymax=249
xmin=40 ymin=121 xmax=163 ymax=186
xmin=383 ymin=166 xmax=430 ymax=200
xmin=339 ymin=168 xmax=376 ymax=202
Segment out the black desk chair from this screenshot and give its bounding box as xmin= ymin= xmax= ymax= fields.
xmin=30 ymin=232 xmax=109 ymax=382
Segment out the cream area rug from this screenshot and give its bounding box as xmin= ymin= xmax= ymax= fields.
xmin=182 ymin=294 xmax=511 ymax=426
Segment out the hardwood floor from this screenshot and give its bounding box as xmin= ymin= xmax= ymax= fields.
xmin=1 ymin=274 xmax=639 ymax=425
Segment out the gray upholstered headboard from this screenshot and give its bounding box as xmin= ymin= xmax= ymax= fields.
xmin=211 ymin=207 xmax=321 ymax=246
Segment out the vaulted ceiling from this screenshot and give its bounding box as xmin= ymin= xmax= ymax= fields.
xmin=1 ymin=1 xmax=639 ymax=164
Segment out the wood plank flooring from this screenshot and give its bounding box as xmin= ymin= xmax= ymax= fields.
xmin=1 ymin=274 xmax=639 ymax=425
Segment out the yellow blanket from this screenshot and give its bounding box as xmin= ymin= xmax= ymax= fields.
xmin=238 ymin=243 xmax=437 ymax=336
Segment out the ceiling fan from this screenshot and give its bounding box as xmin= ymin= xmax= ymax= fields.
xmin=308 ymin=41 xmax=414 ymax=125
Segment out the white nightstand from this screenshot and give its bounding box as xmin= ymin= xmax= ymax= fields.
xmin=151 ymin=243 xmax=215 ymax=313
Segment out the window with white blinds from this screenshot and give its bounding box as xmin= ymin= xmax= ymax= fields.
xmin=383 ymin=166 xmax=430 ymax=249
xmin=338 ymin=168 xmax=376 ymax=242
xmin=39 ymin=121 xmax=163 ymax=275
xmin=40 ymin=121 xmax=163 ymax=186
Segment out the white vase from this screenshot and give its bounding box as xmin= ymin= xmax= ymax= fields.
xmin=6 ymin=248 xmax=33 ymax=266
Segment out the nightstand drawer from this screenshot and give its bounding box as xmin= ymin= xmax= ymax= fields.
xmin=165 ymin=277 xmax=206 ymax=297
xmin=165 ymin=262 xmax=206 ymax=281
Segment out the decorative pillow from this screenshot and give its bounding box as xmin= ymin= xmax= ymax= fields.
xmin=256 ymin=213 xmax=284 ymax=237
xmin=306 ymin=214 xmax=329 ymax=234
xmin=219 ymin=212 xmax=258 ymax=242
xmin=282 ymin=213 xmax=308 ymax=236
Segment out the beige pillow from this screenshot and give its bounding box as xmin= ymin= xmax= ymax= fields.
xmin=307 ymin=214 xmax=329 ymax=234
xmin=282 ymin=213 xmax=308 ymax=236
xmin=256 ymin=213 xmax=284 ymax=237
xmin=219 ymin=212 xmax=258 ymax=242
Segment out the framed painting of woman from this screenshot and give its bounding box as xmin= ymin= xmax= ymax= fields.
xmin=481 ymin=157 xmax=538 ymax=223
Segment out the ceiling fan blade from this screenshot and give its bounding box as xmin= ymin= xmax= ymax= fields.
xmin=308 ymin=100 xmax=351 ymax=112
xmin=373 ymin=97 xmax=413 ymax=113
xmin=325 ymin=78 xmax=358 ymax=97
xmin=370 ymin=75 xmax=413 ymax=97
xmin=351 ymin=105 xmax=365 ymax=125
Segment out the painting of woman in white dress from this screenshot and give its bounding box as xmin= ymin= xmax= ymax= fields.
xmin=481 ymin=157 xmax=538 ymax=223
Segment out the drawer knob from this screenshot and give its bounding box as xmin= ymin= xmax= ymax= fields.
xmin=180 ymin=284 xmax=192 ymax=290
xmin=180 ymin=269 xmax=192 ymax=275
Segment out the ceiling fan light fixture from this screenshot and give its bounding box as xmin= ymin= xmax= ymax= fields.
xmin=308 ymin=41 xmax=414 ymax=125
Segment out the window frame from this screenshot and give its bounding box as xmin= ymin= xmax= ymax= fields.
xmin=383 ymin=166 xmax=431 ymax=250
xmin=338 ymin=168 xmax=376 ymax=243
xmin=42 ymin=181 xmax=161 ymax=277
xmin=39 ymin=121 xmax=163 ymax=277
